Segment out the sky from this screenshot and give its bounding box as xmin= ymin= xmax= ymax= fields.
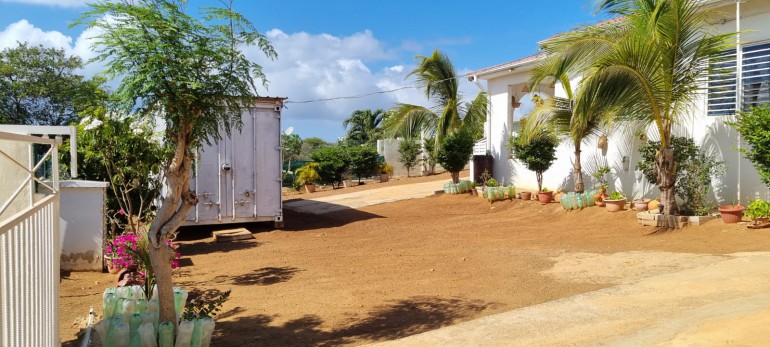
xmin=0 ymin=0 xmax=609 ymax=142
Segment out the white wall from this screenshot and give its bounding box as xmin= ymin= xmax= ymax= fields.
xmin=484 ymin=6 xmax=770 ymax=203
xmin=59 ymin=181 xmax=109 ymax=271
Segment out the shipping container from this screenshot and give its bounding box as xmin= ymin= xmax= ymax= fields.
xmin=185 ymin=97 xmax=285 ymax=228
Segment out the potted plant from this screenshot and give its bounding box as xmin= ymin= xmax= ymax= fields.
xmin=592 ymin=166 xmax=611 ymax=207
xmin=104 ymin=235 xmax=122 ymax=274
xmin=295 ymin=162 xmax=321 ymax=194
xmin=604 ymin=191 xmax=626 ymax=212
xmin=469 ymin=181 xmax=478 ymax=196
xmin=537 ymin=187 xmax=553 ymax=204
xmin=718 ymin=202 xmax=745 ymax=224
xmin=379 ymin=162 xmax=394 ymax=183
xmin=634 ymin=198 xmax=651 ymax=211
xmin=520 ymin=191 xmax=532 ymax=201
xmin=744 ymin=199 xmax=769 ymax=226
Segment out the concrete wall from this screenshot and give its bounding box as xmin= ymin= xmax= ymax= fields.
xmin=483 ymin=4 xmax=770 ymax=203
xmin=0 ymin=140 xmax=33 ymax=221
xmin=59 ymin=181 xmax=109 ymax=271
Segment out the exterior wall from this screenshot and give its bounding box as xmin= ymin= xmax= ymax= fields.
xmin=377 ymin=138 xmax=432 ymax=177
xmin=59 ymin=181 xmax=109 ymax=271
xmin=0 ymin=140 xmax=32 ymax=221
xmin=484 ymin=6 xmax=770 ymax=203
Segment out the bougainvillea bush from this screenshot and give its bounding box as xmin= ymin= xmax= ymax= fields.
xmin=106 ymin=228 xmax=181 ymax=297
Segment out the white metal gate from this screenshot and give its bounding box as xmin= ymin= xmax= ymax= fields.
xmin=0 ymin=131 xmax=61 ymax=347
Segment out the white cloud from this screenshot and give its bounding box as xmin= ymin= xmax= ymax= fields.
xmin=0 ymin=19 xmax=105 ymax=78
xmin=0 ymin=0 xmax=86 ymax=7
xmin=0 ymin=20 xmax=482 ymax=140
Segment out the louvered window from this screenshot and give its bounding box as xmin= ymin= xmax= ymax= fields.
xmin=708 ymin=42 xmax=770 ymax=116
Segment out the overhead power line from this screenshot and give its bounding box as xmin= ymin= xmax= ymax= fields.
xmin=283 ymin=74 xmax=472 ymax=105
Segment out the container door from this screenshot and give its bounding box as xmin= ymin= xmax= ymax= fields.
xmin=195 ymin=142 xmax=223 ymax=222
xmin=233 ymin=109 xmax=257 ymax=219
xmin=255 ymin=108 xmax=282 ymax=217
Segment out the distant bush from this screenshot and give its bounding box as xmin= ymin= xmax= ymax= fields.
xmin=398 ymin=139 xmax=422 ymax=177
xmin=347 ymin=145 xmax=379 ymax=183
xmin=310 ymin=145 xmax=349 ymax=187
xmin=437 ymin=131 xmax=474 ymax=183
xmin=729 ymin=105 xmax=770 ymax=189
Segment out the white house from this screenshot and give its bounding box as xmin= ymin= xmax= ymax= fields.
xmin=468 ymin=0 xmax=770 ymax=203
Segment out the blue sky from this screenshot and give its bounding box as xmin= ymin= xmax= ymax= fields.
xmin=0 ymin=0 xmax=608 ymax=141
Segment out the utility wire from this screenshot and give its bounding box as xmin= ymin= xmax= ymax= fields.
xmin=283 ymin=74 xmax=471 ymax=104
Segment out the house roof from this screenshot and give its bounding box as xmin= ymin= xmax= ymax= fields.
xmin=467 ymin=52 xmax=548 ymax=79
xmin=471 ymin=0 xmax=732 ymax=81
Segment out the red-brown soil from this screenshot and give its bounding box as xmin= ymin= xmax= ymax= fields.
xmin=61 ymin=194 xmax=770 ymax=346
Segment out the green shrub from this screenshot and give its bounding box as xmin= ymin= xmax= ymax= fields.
xmin=729 ymin=105 xmax=770 ymax=189
xmin=486 ymin=178 xmax=499 ymax=187
xmin=745 ymin=199 xmax=770 ymax=220
xmin=295 ymin=162 xmax=321 ymax=185
xmin=637 ymin=136 xmax=724 ymax=215
xmin=398 ymin=138 xmax=422 ymax=177
xmin=609 ymin=191 xmax=625 ymax=200
xmin=507 ymin=133 xmax=557 ymax=192
xmin=310 ymin=145 xmax=349 ymax=187
xmin=346 ymin=146 xmax=379 ymax=183
xmin=437 ymin=131 xmax=474 ymax=183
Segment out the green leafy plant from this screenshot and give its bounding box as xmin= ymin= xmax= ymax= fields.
xmin=745 ymin=199 xmax=770 ymax=221
xmin=608 ymin=191 xmax=625 ymax=200
xmin=310 ymin=145 xmax=350 ymax=187
xmin=592 ymin=166 xmax=611 ymax=189
xmin=541 ymin=187 xmax=550 ymax=193
xmin=479 ymin=169 xmax=493 ymax=187
xmin=347 ymin=146 xmax=379 ymax=183
xmin=507 ymin=131 xmax=557 ymax=192
xmin=295 ymin=163 xmax=321 ymax=186
xmin=437 ymin=130 xmax=474 ymax=183
xmin=728 ymin=105 xmax=770 ymax=189
xmin=182 ymin=289 xmax=231 ymax=321
xmin=422 ymin=137 xmax=438 ymax=174
xmin=379 ymin=162 xmax=394 ymax=175
xmin=637 ymin=137 xmax=724 ymax=215
xmin=398 ymin=138 xmax=422 ymax=177
xmin=486 ymin=178 xmax=499 ymax=187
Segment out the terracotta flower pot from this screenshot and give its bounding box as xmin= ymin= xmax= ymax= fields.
xmin=634 ymin=198 xmax=651 ymax=211
xmin=305 ymin=184 xmax=316 ymax=194
xmin=718 ymin=205 xmax=745 ymax=224
xmin=537 ymin=191 xmax=553 ymax=204
xmin=520 ymin=191 xmax=532 ymax=201
xmin=380 ymin=173 xmax=390 ymax=183
xmin=604 ymin=198 xmax=626 ymax=212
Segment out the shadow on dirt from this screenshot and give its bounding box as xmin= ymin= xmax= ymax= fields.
xmin=278 ymin=203 xmax=384 ymax=232
xmin=231 ymin=266 xmax=302 ymax=286
xmin=213 ymin=296 xmax=493 ymax=346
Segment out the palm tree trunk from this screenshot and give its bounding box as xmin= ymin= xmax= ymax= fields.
xmin=656 ymin=147 xmax=678 ymax=215
xmin=573 ymin=143 xmax=584 ymax=193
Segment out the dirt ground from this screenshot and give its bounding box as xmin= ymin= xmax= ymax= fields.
xmin=60 ymin=192 xmax=770 ymax=346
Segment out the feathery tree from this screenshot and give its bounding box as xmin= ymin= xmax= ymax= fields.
xmin=553 ymin=0 xmax=733 ymax=214
xmin=383 ymin=50 xmax=487 ymax=151
xmin=75 ymin=0 xmax=276 ymax=332
xmin=342 ymin=109 xmax=385 ymax=146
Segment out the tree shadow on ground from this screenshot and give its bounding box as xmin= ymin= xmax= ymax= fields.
xmin=231 ymin=267 xmax=302 ymax=286
xmin=213 ymin=296 xmax=493 ymax=346
xmin=178 ymin=239 xmax=260 ymax=257
xmin=276 ymin=205 xmax=384 ymax=232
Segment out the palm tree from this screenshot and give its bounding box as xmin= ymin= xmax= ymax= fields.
xmin=383 ymin=50 xmax=487 ymax=149
xmin=342 ymin=109 xmax=385 ymax=147
xmin=551 ymin=0 xmax=733 ymax=215
xmin=525 ymin=52 xmax=613 ymax=193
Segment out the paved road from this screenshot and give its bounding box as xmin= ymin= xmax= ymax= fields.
xmin=368 ymin=252 xmax=770 ymax=346
xmin=284 ymin=179 xmax=450 ymax=215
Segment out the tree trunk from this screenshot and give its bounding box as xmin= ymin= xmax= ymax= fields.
xmin=451 ymin=171 xmax=460 ymax=183
xmin=147 ymin=126 xmax=198 ymax=332
xmin=536 ymin=171 xmax=543 ymax=192
xmin=656 ymin=147 xmax=678 ymax=215
xmin=573 ymin=144 xmax=584 ymax=193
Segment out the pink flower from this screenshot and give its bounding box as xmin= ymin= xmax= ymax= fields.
xmin=118 ymin=209 xmax=125 ymax=216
